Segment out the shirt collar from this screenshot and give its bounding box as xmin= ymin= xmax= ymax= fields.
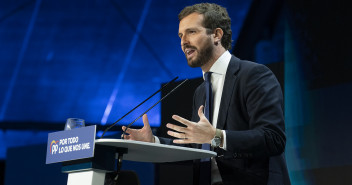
xmin=203 ymin=50 xmax=231 ymax=79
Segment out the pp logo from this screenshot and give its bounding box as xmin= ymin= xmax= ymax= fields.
xmin=50 ymin=140 xmax=59 ymax=155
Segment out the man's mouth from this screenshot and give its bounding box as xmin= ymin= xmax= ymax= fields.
xmin=185 ymin=48 xmax=196 ymax=58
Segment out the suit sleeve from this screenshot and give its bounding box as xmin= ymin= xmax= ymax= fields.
xmin=223 ymin=64 xmax=286 ymax=158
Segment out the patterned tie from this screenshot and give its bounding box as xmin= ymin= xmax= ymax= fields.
xmin=199 ymin=72 xmax=212 ymax=185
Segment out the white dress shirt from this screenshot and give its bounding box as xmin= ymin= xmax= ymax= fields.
xmin=154 ymin=50 xmax=232 ymax=184
xmin=203 ymin=50 xmax=231 ymax=184
xmin=202 ymin=50 xmax=231 ymax=150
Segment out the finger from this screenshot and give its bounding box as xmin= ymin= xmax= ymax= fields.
xmin=123 ymin=127 xmax=137 ymax=135
xmin=122 ymin=126 xmax=126 ymax=131
xmin=124 ymin=128 xmax=131 ymax=134
xmin=122 ymin=128 xmax=139 ymax=135
xmin=167 ymin=130 xmax=187 ymax=139
xmin=122 ymin=126 xmax=131 ymax=133
xmin=142 ymin=114 xmax=150 ymax=128
xmin=173 ymin=139 xmax=191 ymax=144
xmin=172 ymin=115 xmax=192 ymax=126
xmin=166 ymin=123 xmax=187 ymax=133
xmin=198 ymin=105 xmax=206 ymax=119
xmin=123 ymin=134 xmax=131 ymax=140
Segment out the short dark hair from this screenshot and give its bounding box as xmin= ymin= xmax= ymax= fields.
xmin=178 ymin=3 xmax=233 ymax=50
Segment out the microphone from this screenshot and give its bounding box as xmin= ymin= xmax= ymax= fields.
xmin=100 ymin=77 xmax=179 ymax=139
xmin=121 ymin=79 xmax=188 ymax=139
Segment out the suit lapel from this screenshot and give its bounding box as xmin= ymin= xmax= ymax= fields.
xmin=197 ymin=83 xmax=206 ymax=109
xmin=193 ymin=83 xmax=206 ymax=123
xmin=216 ymin=56 xmax=240 ymax=129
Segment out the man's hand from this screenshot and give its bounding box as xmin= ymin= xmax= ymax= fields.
xmin=166 ymin=105 xmax=216 ymax=144
xmin=122 ymin=114 xmax=155 ymax=143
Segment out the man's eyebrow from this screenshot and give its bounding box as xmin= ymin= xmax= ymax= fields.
xmin=185 ymin=27 xmax=199 ymax=31
xmin=178 ymin=27 xmax=201 ymax=37
xmin=179 ymin=28 xmax=198 ymax=34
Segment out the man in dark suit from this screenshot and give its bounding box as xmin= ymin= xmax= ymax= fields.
xmin=123 ymin=3 xmax=291 ymax=185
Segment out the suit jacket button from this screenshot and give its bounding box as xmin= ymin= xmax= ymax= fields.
xmin=233 ymin=153 xmax=238 ymax=158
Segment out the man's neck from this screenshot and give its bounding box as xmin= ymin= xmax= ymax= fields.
xmin=201 ymin=48 xmax=227 ymax=72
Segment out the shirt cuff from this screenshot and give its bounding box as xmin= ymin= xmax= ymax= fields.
xmin=154 ymin=136 xmax=160 ymax=144
xmin=220 ymin=130 xmax=227 ymax=150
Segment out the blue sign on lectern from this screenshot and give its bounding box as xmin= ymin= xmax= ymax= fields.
xmin=46 ymin=125 xmax=96 ymax=164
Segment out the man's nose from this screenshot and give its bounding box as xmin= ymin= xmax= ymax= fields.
xmin=181 ymin=35 xmax=189 ymax=47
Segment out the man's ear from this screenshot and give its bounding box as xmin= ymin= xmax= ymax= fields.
xmin=213 ymin=28 xmax=224 ymax=45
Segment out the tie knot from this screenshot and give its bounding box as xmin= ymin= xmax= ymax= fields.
xmin=204 ymin=72 xmax=212 ymax=82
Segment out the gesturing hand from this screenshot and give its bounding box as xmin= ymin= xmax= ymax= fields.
xmin=166 ymin=105 xmax=216 ymax=144
xmin=122 ymin=114 xmax=155 ymax=143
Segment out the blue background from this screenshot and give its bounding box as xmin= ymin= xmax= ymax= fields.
xmin=0 ymin=0 xmax=251 ymax=155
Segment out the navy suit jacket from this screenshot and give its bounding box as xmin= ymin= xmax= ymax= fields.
xmin=160 ymin=56 xmax=290 ymax=185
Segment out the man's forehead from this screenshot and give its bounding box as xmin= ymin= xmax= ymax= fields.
xmin=178 ymin=13 xmax=204 ymax=32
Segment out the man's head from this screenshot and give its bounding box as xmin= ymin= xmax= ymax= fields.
xmin=178 ymin=3 xmax=232 ymax=70
xmin=179 ymin=3 xmax=232 ymax=50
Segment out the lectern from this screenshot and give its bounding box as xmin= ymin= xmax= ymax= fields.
xmin=46 ymin=126 xmax=216 ymax=185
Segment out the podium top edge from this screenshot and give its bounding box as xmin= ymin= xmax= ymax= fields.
xmin=95 ymin=138 xmax=216 ymax=155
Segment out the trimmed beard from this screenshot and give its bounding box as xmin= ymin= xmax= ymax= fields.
xmin=186 ymin=38 xmax=214 ymax=68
